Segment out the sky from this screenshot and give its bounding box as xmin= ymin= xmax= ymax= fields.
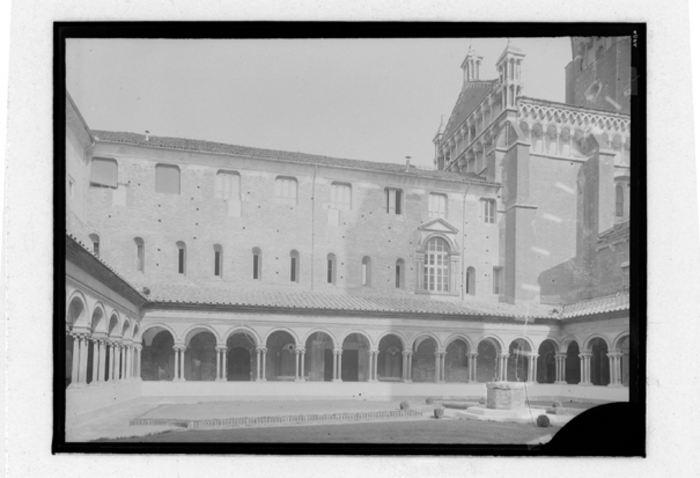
xmin=66 ymin=38 xmax=572 ymax=168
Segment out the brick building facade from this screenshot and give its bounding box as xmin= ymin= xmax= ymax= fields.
xmin=64 ymin=39 xmax=633 ymax=429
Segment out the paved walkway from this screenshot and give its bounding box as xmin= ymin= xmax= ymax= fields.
xmin=66 ymin=399 xmax=434 ymax=442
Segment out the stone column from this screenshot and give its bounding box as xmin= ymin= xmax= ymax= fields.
xmin=607 ymin=352 xmax=623 ymax=387
xmin=125 ymin=343 xmax=132 ymax=379
xmin=337 ymin=349 xmax=343 ymax=382
xmin=332 ymin=348 xmax=341 ymax=382
xmin=97 ymin=339 xmax=107 ymax=382
xmin=121 ymin=344 xmax=128 ymax=380
xmin=90 ymin=338 xmax=100 ymax=384
xmin=296 ymin=347 xmax=306 ymax=382
xmin=69 ymin=333 xmax=81 ymax=387
xmin=172 ymin=345 xmax=181 ymax=381
xmin=113 ymin=342 xmax=122 ymax=381
xmin=134 ymin=344 xmax=142 ymax=380
xmin=77 ymin=334 xmax=90 ymax=384
xmin=467 ymin=352 xmax=478 ymax=383
xmin=107 ymin=342 xmax=115 ymax=382
xmin=214 ymin=346 xmax=225 ymax=381
xmin=370 ymin=349 xmax=379 ymax=382
xmin=255 ymin=347 xmax=262 ymax=381
xmin=554 ymin=353 xmax=567 ymax=384
xmin=260 ymin=347 xmax=267 ymax=382
xmin=179 ymin=346 xmax=186 ymax=381
xmin=401 ymin=351 xmax=412 ymax=382
xmin=441 ymin=352 xmax=447 ymax=382
xmin=579 ymin=352 xmax=592 ymax=385
xmin=499 ymin=353 xmax=509 ymax=381
xmin=528 ymin=353 xmax=539 ymax=383
xmin=434 ymin=352 xmax=442 ymax=383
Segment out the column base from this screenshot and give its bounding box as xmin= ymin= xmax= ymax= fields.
xmin=554 ymin=380 xmax=567 ymax=385
xmin=578 ymin=382 xmax=592 ymax=387
xmin=607 ymin=383 xmax=624 ymax=388
xmin=402 ymin=379 xmax=413 ymax=383
xmin=468 ymin=380 xmax=478 ymax=384
xmin=68 ymin=383 xmax=88 ymax=389
xmin=332 ymin=379 xmax=342 ymax=383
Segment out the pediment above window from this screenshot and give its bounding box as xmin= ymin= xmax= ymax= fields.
xmin=416 ymin=218 xmax=460 ymax=253
xmin=417 ymin=218 xmax=459 ymax=235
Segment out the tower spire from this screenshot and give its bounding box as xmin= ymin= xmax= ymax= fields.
xmin=461 ymin=46 xmax=484 ymax=86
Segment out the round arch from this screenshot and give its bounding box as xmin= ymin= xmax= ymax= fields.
xmin=263 ymin=327 xmax=301 ymax=348
xmin=301 ymin=328 xmax=339 ymax=350
xmin=559 ymin=335 xmax=581 ymax=354
xmin=418 ymin=233 xmax=459 ymax=255
xmin=611 ymin=332 xmax=630 ymax=352
xmin=444 ymin=334 xmax=473 ymax=353
xmin=222 ymin=326 xmax=261 ymax=347
xmin=536 ymin=338 xmax=559 ymax=384
xmin=136 ymin=323 xmax=178 ymax=344
xmin=303 ymin=330 xmax=337 ymax=382
xmin=90 ymin=302 xmax=107 ymax=334
xmin=375 ymin=331 xmax=407 ymax=350
xmin=107 ymin=313 xmax=121 ymax=337
xmin=476 ymin=334 xmax=505 ymax=352
xmin=338 ymin=330 xmax=374 ymax=349
xmin=121 ymin=318 xmax=132 ymax=340
xmin=182 ymin=324 xmax=221 ymax=346
xmin=410 ymin=332 xmax=443 ymax=352
xmin=66 ymin=291 xmax=89 ymax=329
xmin=507 ymin=337 xmax=535 ymax=352
xmin=140 ymin=325 xmax=176 ymax=381
xmin=583 ymin=334 xmax=611 ymax=352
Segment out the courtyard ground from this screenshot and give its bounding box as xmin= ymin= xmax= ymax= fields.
xmin=105 ymin=417 xmax=558 ymax=444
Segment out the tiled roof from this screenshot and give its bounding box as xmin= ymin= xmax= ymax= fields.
xmin=597 ymin=220 xmax=630 ymax=244
xmin=559 ymin=291 xmax=629 ymax=319
xmin=139 ymin=283 xmax=555 ymax=319
xmin=92 ymin=130 xmax=497 ymax=186
xmin=442 ymin=80 xmax=497 ymax=140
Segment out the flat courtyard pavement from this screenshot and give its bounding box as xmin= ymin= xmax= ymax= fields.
xmin=107 ymin=418 xmax=558 ymax=444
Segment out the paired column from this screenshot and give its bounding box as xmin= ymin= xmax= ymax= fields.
xmin=295 ymin=347 xmax=306 ymax=382
xmin=256 ymin=347 xmax=267 ymax=381
xmin=123 ymin=341 xmax=132 ymax=380
xmin=332 ymin=348 xmax=342 ymax=382
xmin=467 ymin=352 xmax=478 ymax=383
xmin=107 ymin=341 xmax=115 ymax=382
xmin=527 ymin=353 xmax=539 ymax=383
xmin=498 ymin=353 xmax=509 ymax=381
xmin=215 ymin=346 xmax=227 ymax=381
xmin=578 ymin=352 xmax=592 ymax=385
xmin=554 ymin=352 xmax=567 ymax=384
xmin=173 ymin=345 xmax=186 ymax=381
xmin=98 ymin=338 xmax=107 ymax=382
xmin=69 ymin=332 xmax=89 ymax=387
xmin=402 ymin=351 xmax=413 ymax=382
xmin=369 ymin=349 xmax=379 ymax=382
xmin=607 ymin=352 xmax=623 ymax=387
xmin=434 ymin=351 xmax=446 ymax=383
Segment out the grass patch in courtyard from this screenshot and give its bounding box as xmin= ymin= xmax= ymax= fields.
xmin=105 ymin=418 xmax=559 ymax=444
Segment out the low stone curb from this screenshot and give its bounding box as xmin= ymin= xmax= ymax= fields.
xmin=130 ymin=410 xmax=424 ymax=429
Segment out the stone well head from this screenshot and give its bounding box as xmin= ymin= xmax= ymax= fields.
xmin=486 ymin=382 xmax=526 ymax=410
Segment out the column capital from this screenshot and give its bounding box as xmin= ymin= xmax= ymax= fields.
xmin=579 ymin=352 xmax=593 ymax=359
xmin=215 ymin=346 xmax=228 ymax=353
xmin=295 ymin=347 xmax=306 ymax=354
xmin=499 ymin=353 xmax=510 ymax=359
xmin=468 ymin=352 xmax=479 ymax=358
xmin=555 ymin=352 xmax=567 ymax=359
xmin=529 ymin=353 xmax=539 ymax=359
xmin=369 ymin=348 xmax=379 ymax=355
xmin=333 ymin=348 xmax=343 ymax=355
xmin=256 ymin=346 xmax=267 ymax=353
xmin=434 ymin=351 xmax=446 ymax=357
xmin=173 ymin=344 xmax=187 ymax=352
xmin=133 ymin=344 xmax=143 ymax=351
xmin=402 ymin=350 xmax=413 ymax=357
xmin=607 ymin=352 xmax=623 ymax=359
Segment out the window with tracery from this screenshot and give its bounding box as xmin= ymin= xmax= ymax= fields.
xmin=423 ymin=237 xmax=450 ymax=292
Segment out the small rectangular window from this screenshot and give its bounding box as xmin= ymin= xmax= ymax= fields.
xmin=214 ymin=251 xmax=221 ymax=276
xmin=481 ymin=199 xmax=496 ymax=224
xmin=493 ymin=267 xmax=503 ymax=294
xmin=156 ymin=164 xmax=181 ymax=195
xmin=253 ymin=254 xmax=260 ymax=280
xmin=93 ymin=242 xmax=100 ymax=257
xmin=386 ymin=188 xmax=403 ymax=215
xmin=216 ymin=171 xmax=241 ymax=200
xmin=137 ymin=244 xmax=145 ymax=272
xmin=331 ymin=183 xmax=352 ymax=210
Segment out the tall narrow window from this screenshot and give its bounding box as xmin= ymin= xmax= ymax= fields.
xmin=429 ymin=193 xmax=448 ymax=219
xmin=423 ymin=238 xmax=450 ymax=292
xmin=395 ymin=259 xmax=405 ymax=289
xmin=493 ymin=266 xmax=503 ymax=295
xmin=214 ymin=244 xmax=223 ymax=277
xmin=252 ymin=247 xmax=262 ymax=280
xmin=361 ymin=256 xmax=372 ymax=287
xmin=275 ymin=177 xmax=298 ymax=206
xmin=90 ymin=157 xmax=118 ymax=188
xmin=216 ymin=171 xmax=241 ymax=201
xmin=89 ymin=234 xmax=100 ymax=257
xmin=176 ymin=241 xmax=186 ymax=275
xmin=481 ymin=199 xmax=496 ymax=224
xmin=466 ymin=266 xmax=476 ymax=296
xmin=135 ymin=237 xmax=145 ymax=272
xmin=615 ymin=185 xmax=624 ymax=217
xmin=327 ymin=253 xmax=336 ymax=285
xmin=290 ymin=250 xmax=300 ymax=283
xmin=155 ymin=164 xmax=181 ymax=195
xmin=331 ymin=182 xmax=352 ymax=210
xmin=385 ymin=188 xmax=403 ymax=215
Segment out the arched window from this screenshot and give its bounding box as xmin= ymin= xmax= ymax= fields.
xmin=423 ymin=238 xmax=450 ymax=292
xmin=134 ymin=237 xmax=145 ymax=272
xmin=290 ymin=250 xmax=300 ymax=283
xmin=466 ymin=266 xmax=476 ymax=296
xmin=89 ymin=234 xmax=100 ymax=257
xmin=214 ymin=244 xmax=223 ymax=277
xmin=252 ymin=247 xmax=262 ymax=280
xmin=327 ymin=253 xmax=337 ymax=285
xmin=176 ymin=241 xmax=186 ymax=275
xmin=361 ymin=256 xmax=372 ymax=287
xmin=615 ymin=185 xmax=624 ymax=217
xmin=395 ymin=259 xmax=405 ymax=289
xmin=155 ymin=164 xmax=181 ymax=195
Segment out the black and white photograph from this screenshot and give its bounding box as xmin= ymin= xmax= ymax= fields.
xmin=56 ymin=25 xmax=643 ymax=454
